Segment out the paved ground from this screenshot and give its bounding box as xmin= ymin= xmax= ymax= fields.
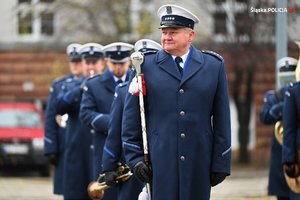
xmin=211 ymin=168 xmax=275 ymax=200
xmin=0 ymin=167 xmax=277 ymax=200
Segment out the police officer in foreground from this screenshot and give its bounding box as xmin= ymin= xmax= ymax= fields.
xmin=79 ymin=42 xmax=133 ymax=200
xmin=56 ymin=43 xmax=105 ymax=200
xmin=44 ymin=43 xmax=82 ymax=195
xmin=101 ymin=39 xmax=161 ymax=200
xmin=260 ymin=57 xmax=300 ymax=200
xmin=122 ymin=4 xmax=231 ymax=200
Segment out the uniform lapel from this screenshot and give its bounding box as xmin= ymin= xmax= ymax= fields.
xmin=156 ymin=51 xmax=181 ymax=81
xmin=100 ymin=69 xmax=116 ymax=93
xmin=180 ymin=46 xmax=204 ymax=86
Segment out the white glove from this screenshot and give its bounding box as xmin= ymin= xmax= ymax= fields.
xmin=128 ymin=76 xmax=139 ymax=95
xmin=138 ymin=186 xmax=149 ymax=200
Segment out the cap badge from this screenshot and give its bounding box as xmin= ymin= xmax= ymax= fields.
xmin=285 ymin=60 xmax=289 ymax=68
xmin=117 ymin=45 xmax=121 ymax=55
xmin=166 ymin=6 xmax=172 ymax=14
xmin=89 ymin=46 xmax=94 ymax=55
xmin=142 ymin=41 xmax=147 ymax=48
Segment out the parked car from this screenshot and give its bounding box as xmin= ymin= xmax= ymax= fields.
xmin=0 ymin=102 xmax=49 ymax=176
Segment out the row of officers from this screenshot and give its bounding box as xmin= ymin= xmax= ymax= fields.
xmin=44 ymin=4 xmax=232 ymax=200
xmin=43 ymin=39 xmax=162 ymax=200
xmin=260 ymin=53 xmax=300 ymax=200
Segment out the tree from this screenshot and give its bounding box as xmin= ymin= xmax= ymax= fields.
xmin=53 ymin=0 xmax=132 ymax=43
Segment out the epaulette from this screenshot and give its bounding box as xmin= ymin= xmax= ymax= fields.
xmin=143 ymin=50 xmax=159 ymax=56
xmin=53 ymin=76 xmax=66 ymax=83
xmin=87 ymin=73 xmax=101 ymax=81
xmin=202 ymin=50 xmax=223 ymax=61
xmin=289 ymin=81 xmax=300 ymax=88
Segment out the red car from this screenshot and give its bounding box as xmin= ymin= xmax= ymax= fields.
xmin=0 ymin=102 xmax=49 ymax=176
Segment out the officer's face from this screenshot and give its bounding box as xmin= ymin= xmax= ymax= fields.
xmin=82 ymin=59 xmax=106 ymax=78
xmin=106 ymin=59 xmax=130 ymax=78
xmin=161 ymin=27 xmax=194 ymax=56
xmin=69 ymin=60 xmax=83 ymax=77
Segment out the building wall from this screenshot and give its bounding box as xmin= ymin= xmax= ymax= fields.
xmin=0 ymin=1 xmax=17 ymax=43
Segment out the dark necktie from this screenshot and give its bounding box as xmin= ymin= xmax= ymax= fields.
xmin=175 ymin=56 xmax=183 ymax=76
xmin=117 ymin=79 xmax=123 ymax=84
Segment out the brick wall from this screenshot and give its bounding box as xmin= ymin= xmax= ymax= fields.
xmin=0 ymin=51 xmax=69 ymax=102
xmin=217 ymin=44 xmax=299 ymax=163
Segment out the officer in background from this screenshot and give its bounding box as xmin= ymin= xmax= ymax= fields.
xmin=260 ymin=57 xmax=299 ymax=200
xmin=282 ymin=56 xmax=300 ymax=199
xmin=122 ymin=4 xmax=231 ymax=200
xmin=79 ymin=42 xmax=133 ymax=200
xmin=101 ymin=39 xmax=161 ymax=200
xmin=44 ymin=43 xmax=82 ymax=195
xmin=56 ymin=43 xmax=105 ymax=200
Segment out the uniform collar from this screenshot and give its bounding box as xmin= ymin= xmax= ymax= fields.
xmin=171 ymin=50 xmax=189 ymax=65
xmin=112 ymin=73 xmax=127 ymax=82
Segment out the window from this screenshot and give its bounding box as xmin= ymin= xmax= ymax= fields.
xmin=18 ymin=12 xmax=32 ymax=35
xmin=18 ymin=0 xmax=30 ymax=4
xmin=41 ymin=12 xmax=54 ymax=35
xmin=235 ymin=13 xmax=249 ymax=36
xmin=40 ymin=0 xmax=54 ymax=3
xmin=0 ymin=110 xmax=42 ymax=128
xmin=212 ymin=0 xmax=250 ymax=43
xmin=213 ymin=12 xmax=227 ymax=34
xmin=17 ymin=0 xmax=55 ymax=39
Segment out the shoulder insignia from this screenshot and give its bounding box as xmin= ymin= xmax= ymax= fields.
xmin=290 ymin=81 xmax=300 ymax=87
xmin=53 ymin=76 xmax=66 ymax=83
xmin=83 ymin=86 xmax=88 ymax=92
xmin=66 ymin=77 xmax=73 ymax=82
xmin=285 ymin=90 xmax=290 ymax=97
xmin=143 ymin=50 xmax=159 ymax=56
xmin=87 ymin=73 xmax=101 ymax=81
xmin=49 ymin=87 xmax=54 ymax=93
xmin=202 ymin=50 xmax=223 ymax=61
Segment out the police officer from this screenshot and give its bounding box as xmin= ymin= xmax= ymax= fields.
xmin=122 ymin=4 xmax=231 ymax=200
xmin=282 ymin=57 xmax=300 ymax=200
xmin=101 ymin=39 xmax=161 ymax=200
xmin=44 ymin=43 xmax=82 ymax=195
xmin=56 ymin=43 xmax=105 ymax=200
xmin=260 ymin=57 xmax=300 ymax=200
xmin=79 ymin=42 xmax=133 ymax=200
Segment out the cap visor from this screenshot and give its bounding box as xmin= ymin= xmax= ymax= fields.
xmin=159 ymin=24 xmax=187 ymax=29
xmin=109 ymin=57 xmax=130 ymax=63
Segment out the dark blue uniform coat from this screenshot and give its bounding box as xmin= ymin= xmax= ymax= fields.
xmin=102 ymin=82 xmax=143 ymax=200
xmin=44 ymin=74 xmax=72 ymax=195
xmin=56 ymin=77 xmax=93 ymax=199
xmin=283 ymin=82 xmax=300 ymax=164
xmin=122 ymin=46 xmax=231 ymax=200
xmin=282 ymin=82 xmax=300 ymax=200
xmin=260 ymin=88 xmax=300 ymax=199
xmin=80 ymin=69 xmax=130 ymax=200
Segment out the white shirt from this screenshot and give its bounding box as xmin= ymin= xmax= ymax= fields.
xmin=113 ymin=74 xmax=127 ymax=83
xmin=172 ymin=50 xmax=189 ymax=69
